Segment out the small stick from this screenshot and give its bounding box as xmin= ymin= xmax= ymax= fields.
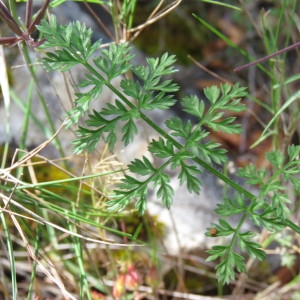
xmin=188 ymin=55 xmax=230 ymax=84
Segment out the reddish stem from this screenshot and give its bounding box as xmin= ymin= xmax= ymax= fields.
xmin=234 ymin=41 xmax=300 ymax=72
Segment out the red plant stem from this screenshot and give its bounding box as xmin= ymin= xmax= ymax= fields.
xmin=27 ymin=0 xmax=51 ymax=34
xmin=234 ymin=41 xmax=300 ymax=72
xmin=25 ymin=0 xmax=33 ymax=29
xmin=0 ymin=0 xmax=22 ymax=35
xmin=0 ymin=37 xmax=19 ymax=45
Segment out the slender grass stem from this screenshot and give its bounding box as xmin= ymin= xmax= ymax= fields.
xmin=0 ymin=212 xmax=18 ymax=300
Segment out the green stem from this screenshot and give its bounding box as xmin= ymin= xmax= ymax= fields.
xmin=125 ymin=0 xmax=137 ymax=30
xmin=0 ymin=212 xmax=18 ymax=300
xmin=8 ymin=0 xmax=18 ymax=22
xmin=20 ymin=77 xmax=34 ymax=151
xmin=69 ymin=204 xmax=92 ymax=300
xmin=20 ymin=45 xmax=66 ymax=160
xmin=27 ymin=221 xmax=40 ymax=300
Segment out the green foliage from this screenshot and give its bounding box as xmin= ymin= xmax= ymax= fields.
xmin=238 ymin=145 xmax=300 ymax=219
xmin=38 ymin=16 xmax=101 ymax=70
xmin=37 ymin=15 xmax=300 ymax=286
xmin=207 ymin=144 xmax=300 ymax=284
xmin=106 ymin=83 xmax=246 ymax=215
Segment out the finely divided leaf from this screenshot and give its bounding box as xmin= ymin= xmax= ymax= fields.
xmin=153 ymin=172 xmax=174 ymax=209
xmin=129 ymin=156 xmax=155 ymax=175
xmin=178 ymin=163 xmax=202 ymax=193
xmin=237 ymin=232 xmax=266 ymax=260
xmin=204 ymin=85 xmax=220 ymax=104
xmin=166 ymin=117 xmax=193 ymax=139
xmin=93 ymin=43 xmax=134 ymax=80
xmin=148 ymin=138 xmax=174 ymax=158
xmin=182 ymin=95 xmax=205 ymax=119
xmin=215 ymin=194 xmax=246 ymax=216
